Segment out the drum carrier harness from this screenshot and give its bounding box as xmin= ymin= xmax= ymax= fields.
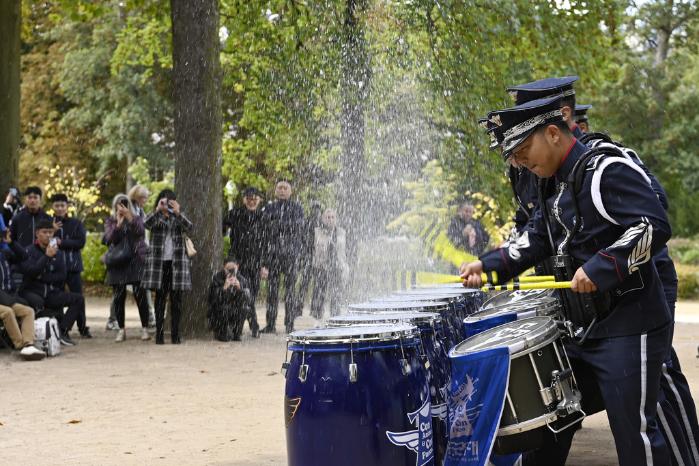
xmin=537 ymin=144 xmax=625 ymax=344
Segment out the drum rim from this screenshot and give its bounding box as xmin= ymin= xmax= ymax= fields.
xmin=498 ymin=411 xmax=558 ymax=436
xmin=328 ymin=311 xmax=443 ymax=326
xmin=288 ymin=323 xmax=420 ymax=344
xmin=348 ymin=301 xmax=450 ymax=312
xmin=451 ymin=317 xmax=559 ymax=356
xmin=482 ymin=289 xmax=555 ymax=309
xmin=369 ymin=295 xmax=454 ymax=304
xmin=412 ymin=285 xmax=482 ymax=294
xmin=469 ymin=297 xmax=560 ymax=321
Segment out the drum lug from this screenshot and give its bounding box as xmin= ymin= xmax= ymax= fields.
xmin=298 ymin=364 xmax=309 ymax=383
xmin=550 ymin=369 xmax=582 ymax=417
xmin=539 ymin=387 xmax=555 ymax=406
xmin=281 ymin=361 xmax=290 ymax=378
xmin=399 ymin=358 xmax=411 ymax=375
xmin=349 ymin=363 xmax=358 ymax=382
xmin=422 ymin=355 xmax=431 ymax=370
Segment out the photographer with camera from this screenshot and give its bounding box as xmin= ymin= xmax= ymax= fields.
xmin=207 ymin=257 xmax=252 ymax=342
xmin=141 ymin=189 xmax=193 ymax=345
xmin=2 ymin=187 xmax=21 ymax=225
xmin=103 ymin=194 xmax=150 ymax=343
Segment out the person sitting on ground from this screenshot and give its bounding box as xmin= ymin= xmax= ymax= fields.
xmin=0 ymin=229 xmax=45 ymax=360
xmin=103 ymin=194 xmax=151 ymax=343
xmin=20 ymin=219 xmax=85 ymax=346
xmin=207 ymin=257 xmax=253 ymax=342
xmin=50 ymin=193 xmax=91 ymax=338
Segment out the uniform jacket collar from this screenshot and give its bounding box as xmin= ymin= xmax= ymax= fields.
xmin=555 ymin=139 xmax=587 ymax=182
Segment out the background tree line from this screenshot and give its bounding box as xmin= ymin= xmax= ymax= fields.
xmin=3 ymin=0 xmax=699 ymax=330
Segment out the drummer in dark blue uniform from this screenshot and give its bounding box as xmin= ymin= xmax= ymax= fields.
xmin=462 ymin=95 xmax=673 ymax=466
xmin=578 ymin=108 xmax=699 ymax=466
xmin=504 ymin=77 xmax=583 ymax=258
xmin=574 ymin=104 xmax=592 ymax=133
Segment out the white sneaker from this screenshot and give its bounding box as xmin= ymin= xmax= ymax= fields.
xmin=140 ymin=328 xmax=151 ymax=341
xmin=115 ymin=329 xmax=125 ymax=342
xmin=20 ymin=345 xmax=46 ymax=361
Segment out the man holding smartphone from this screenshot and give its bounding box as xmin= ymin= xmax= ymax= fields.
xmin=51 ymin=193 xmax=90 ymax=338
xmin=20 ymin=220 xmax=85 ymax=346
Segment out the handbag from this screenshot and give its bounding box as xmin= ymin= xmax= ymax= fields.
xmin=184 ymin=234 xmax=197 ymax=258
xmin=104 ymin=238 xmax=133 ymax=267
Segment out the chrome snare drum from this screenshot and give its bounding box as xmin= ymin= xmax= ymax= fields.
xmin=450 ymin=317 xmax=584 ymax=455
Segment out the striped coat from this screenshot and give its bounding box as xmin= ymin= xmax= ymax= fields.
xmin=141 ymin=211 xmax=193 ymax=291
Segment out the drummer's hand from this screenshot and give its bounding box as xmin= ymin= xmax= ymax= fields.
xmin=571 ymin=267 xmax=597 ymax=293
xmin=460 ymin=261 xmax=484 ymax=288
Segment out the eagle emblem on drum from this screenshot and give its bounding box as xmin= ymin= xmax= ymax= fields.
xmin=386 ymin=397 xmax=435 ymax=466
xmin=448 ymin=374 xmax=482 ymax=438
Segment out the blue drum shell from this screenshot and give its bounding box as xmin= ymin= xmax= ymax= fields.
xmin=462 ymin=312 xmax=518 ymax=338
xmin=285 ymin=340 xmax=435 ymax=466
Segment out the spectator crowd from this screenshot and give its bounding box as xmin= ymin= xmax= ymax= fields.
xmin=0 ymin=179 xmax=350 ymax=360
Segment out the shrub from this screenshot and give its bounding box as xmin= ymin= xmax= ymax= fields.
xmin=81 ymin=233 xmax=107 ymax=284
xmin=675 ymin=264 xmax=699 ymax=300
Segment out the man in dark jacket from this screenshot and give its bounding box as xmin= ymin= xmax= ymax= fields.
xmin=20 ymin=220 xmax=84 ymax=346
xmin=261 ymin=180 xmax=305 ymax=334
xmin=223 ymin=187 xmax=265 ymax=337
xmin=207 ymin=257 xmax=253 ymax=341
xmin=50 ymin=193 xmax=90 ymax=338
xmin=447 ymin=201 xmax=490 ymax=256
xmin=296 ymin=201 xmax=322 ymax=316
xmin=10 ymin=186 xmax=51 ymax=248
xmin=0 ymin=229 xmax=46 ymax=360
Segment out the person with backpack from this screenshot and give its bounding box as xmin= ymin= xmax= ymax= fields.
xmin=19 ymin=219 xmax=84 ymax=346
xmin=103 ymin=194 xmax=150 ymax=342
xmin=0 ymin=229 xmax=45 ymax=360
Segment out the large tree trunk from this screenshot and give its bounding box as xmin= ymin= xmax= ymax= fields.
xmin=170 ymin=0 xmax=222 ymax=337
xmin=0 ymin=0 xmax=21 ymax=191
xmin=339 ymin=0 xmax=370 ymax=266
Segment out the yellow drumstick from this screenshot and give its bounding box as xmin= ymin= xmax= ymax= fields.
xmin=480 ymin=281 xmax=572 ymax=292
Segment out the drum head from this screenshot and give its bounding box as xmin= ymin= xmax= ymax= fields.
xmin=289 ymin=323 xmax=418 ymax=344
xmin=451 ymin=317 xmax=559 ymax=356
xmin=348 ymin=300 xmax=449 ymax=313
xmin=328 ymin=312 xmax=441 ymax=327
xmin=481 ymin=289 xmax=556 ymax=310
xmin=414 ymin=284 xmax=482 ymax=294
xmin=369 ymin=295 xmax=450 ymax=304
xmin=473 ymin=297 xmax=560 ymax=319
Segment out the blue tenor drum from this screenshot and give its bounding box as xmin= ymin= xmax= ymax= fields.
xmin=394 ymin=288 xmax=486 ymax=339
xmin=348 ymin=300 xmax=456 ymax=350
xmin=284 ymin=325 xmax=435 ymax=466
xmin=328 ymin=312 xmax=450 ymax=464
xmin=464 ymin=296 xmax=562 ymax=338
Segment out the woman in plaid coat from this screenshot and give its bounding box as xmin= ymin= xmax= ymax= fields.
xmin=141 ymin=189 xmax=193 ymax=344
